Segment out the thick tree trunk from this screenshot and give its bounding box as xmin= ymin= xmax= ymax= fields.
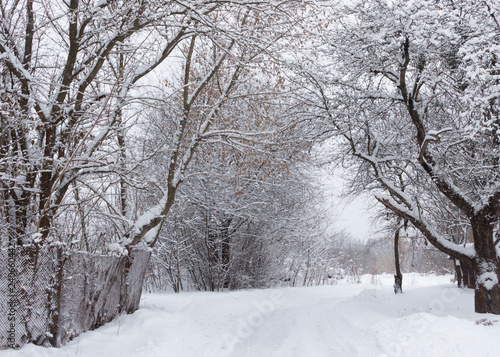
xmin=475 ymin=270 xmax=500 ymax=314
xmin=472 ymin=214 xmax=500 ymax=314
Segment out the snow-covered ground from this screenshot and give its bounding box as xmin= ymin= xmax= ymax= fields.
xmin=3 ymin=274 xmax=499 ymax=357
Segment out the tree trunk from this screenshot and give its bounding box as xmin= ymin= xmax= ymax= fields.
xmin=472 ymin=214 xmax=500 ymax=314
xmin=474 ymin=255 xmax=500 ymax=314
xmin=220 ymin=218 xmax=232 ymax=289
xmin=454 ymin=259 xmax=464 ymax=289
xmin=394 ymin=227 xmax=403 ymax=294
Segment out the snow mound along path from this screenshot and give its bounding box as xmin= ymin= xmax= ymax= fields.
xmin=4 ymin=274 xmax=499 ymax=357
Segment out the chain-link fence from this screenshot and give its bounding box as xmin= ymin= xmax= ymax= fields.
xmin=0 ymin=245 xmax=150 ymax=349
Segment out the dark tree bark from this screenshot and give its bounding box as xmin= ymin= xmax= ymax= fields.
xmin=454 ymin=260 xmax=464 ymax=289
xmin=394 ymin=226 xmax=403 ymax=294
xmin=471 ymin=210 xmax=500 ymax=314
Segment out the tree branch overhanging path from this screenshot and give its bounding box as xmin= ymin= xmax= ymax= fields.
xmin=296 ymin=0 xmax=500 ymax=314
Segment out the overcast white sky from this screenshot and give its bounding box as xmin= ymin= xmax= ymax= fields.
xmin=316 ymin=163 xmax=380 ymax=242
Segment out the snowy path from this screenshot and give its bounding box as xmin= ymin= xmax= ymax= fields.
xmin=227 ymin=296 xmax=380 ymax=357
xmin=3 ymin=274 xmax=499 ymax=357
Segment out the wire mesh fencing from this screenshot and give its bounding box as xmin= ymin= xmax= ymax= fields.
xmin=0 ymin=244 xmax=150 ymax=349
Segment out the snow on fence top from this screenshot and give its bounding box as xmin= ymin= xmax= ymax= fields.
xmin=0 ymin=244 xmax=150 ymax=349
